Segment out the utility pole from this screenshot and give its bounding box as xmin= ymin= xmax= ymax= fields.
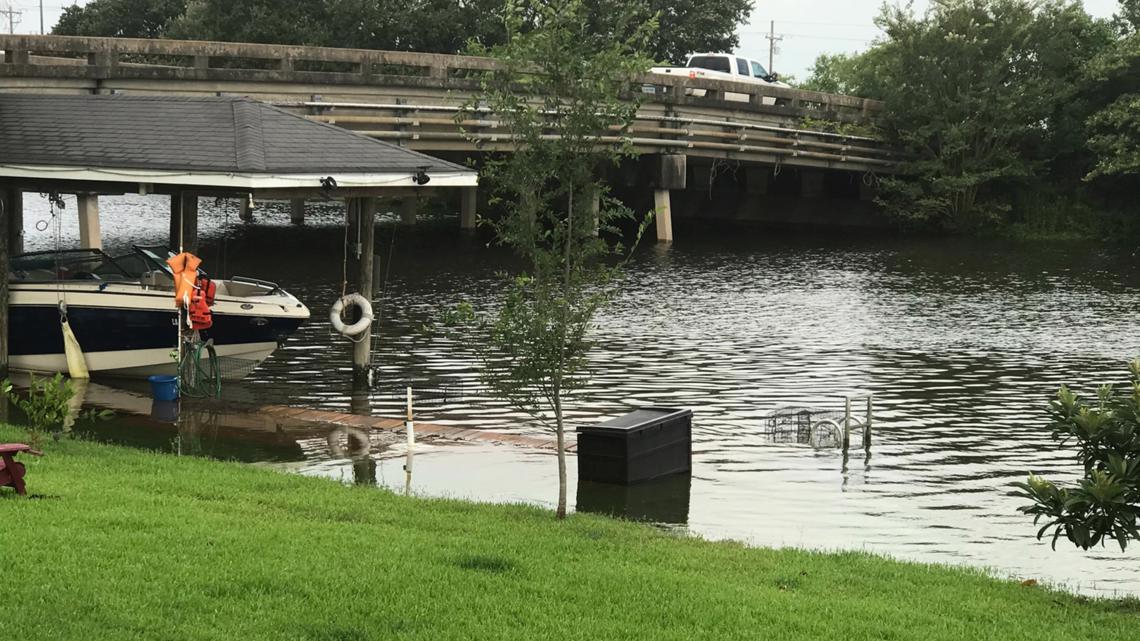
xmin=39 ymin=0 xmax=43 ymax=34
xmin=765 ymin=20 xmax=784 ymax=75
xmin=0 ymin=3 xmax=22 ymax=34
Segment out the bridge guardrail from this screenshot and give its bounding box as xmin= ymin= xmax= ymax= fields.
xmin=0 ymin=35 xmax=882 ymax=124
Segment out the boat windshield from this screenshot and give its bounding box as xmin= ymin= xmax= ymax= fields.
xmin=10 ymin=249 xmax=132 ymax=282
xmin=113 ymin=245 xmax=175 ymax=278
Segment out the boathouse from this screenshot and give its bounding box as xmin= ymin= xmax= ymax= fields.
xmin=0 ymin=92 xmax=479 ymax=385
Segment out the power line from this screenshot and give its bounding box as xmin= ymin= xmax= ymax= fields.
xmin=0 ymin=3 xmax=23 ymax=34
xmin=764 ymin=20 xmax=783 ymax=74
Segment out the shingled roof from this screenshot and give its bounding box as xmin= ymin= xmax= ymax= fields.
xmin=0 ymin=93 xmax=476 ymax=190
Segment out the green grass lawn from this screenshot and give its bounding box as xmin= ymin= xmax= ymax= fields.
xmin=1 ymin=424 xmax=1136 ymax=640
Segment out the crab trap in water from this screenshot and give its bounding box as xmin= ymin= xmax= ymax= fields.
xmin=762 ymin=396 xmax=872 ymax=451
xmin=368 ymin=379 xmax=468 ymax=412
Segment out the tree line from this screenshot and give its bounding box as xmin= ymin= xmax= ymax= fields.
xmin=800 ymin=0 xmax=1140 ymax=236
xmin=51 ymin=0 xmax=750 ymax=66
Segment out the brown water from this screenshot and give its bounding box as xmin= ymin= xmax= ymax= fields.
xmin=23 ymin=194 xmax=1140 ymax=596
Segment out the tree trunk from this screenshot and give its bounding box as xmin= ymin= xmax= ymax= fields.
xmin=555 ymin=399 xmax=567 ymax=519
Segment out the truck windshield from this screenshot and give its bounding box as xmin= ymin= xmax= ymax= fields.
xmin=750 ymin=61 xmax=769 ymax=78
xmin=686 ymin=55 xmax=730 ymax=73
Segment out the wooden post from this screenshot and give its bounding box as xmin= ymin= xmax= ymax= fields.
xmin=169 ymin=193 xmax=199 ymax=253
xmin=399 ymin=196 xmax=417 ymax=225
xmin=290 ymin=198 xmax=306 ymax=225
xmin=239 ymin=194 xmax=254 ymax=223
xmin=2 ymin=188 xmax=22 ymax=256
xmin=346 ymin=197 xmax=377 ymax=390
xmin=404 ymin=386 xmax=414 ymax=496
xmin=77 ymin=194 xmax=103 ymax=250
xmin=863 ymin=396 xmax=872 ymax=449
xmin=0 ymin=188 xmax=11 ymax=378
xmin=460 ymin=187 xmax=477 ymax=230
xmin=842 ymin=396 xmax=852 ymax=452
xmin=654 ymin=189 xmax=673 ymax=242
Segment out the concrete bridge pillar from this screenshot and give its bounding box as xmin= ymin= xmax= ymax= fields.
xmin=399 ymin=196 xmax=417 ymax=225
xmin=654 ymin=190 xmax=673 ymax=242
xmin=859 ymin=178 xmax=876 ymax=202
xmin=76 ymin=194 xmax=102 ymax=250
xmin=801 ymin=170 xmax=825 ymax=199
xmin=745 ymin=167 xmax=769 ymax=195
xmin=460 ymin=187 xmax=477 ymax=230
xmin=1 ymin=188 xmax=23 ymax=255
xmin=169 ymin=193 xmax=199 ymax=253
xmin=653 ymin=154 xmax=686 ymax=243
xmin=290 ymin=198 xmax=306 ymax=225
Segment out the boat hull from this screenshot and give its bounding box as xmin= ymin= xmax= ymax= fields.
xmin=9 ymin=282 xmax=308 ymax=380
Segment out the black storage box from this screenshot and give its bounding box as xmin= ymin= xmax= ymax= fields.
xmin=576 ymin=474 xmax=691 ymax=523
xmin=576 ymin=408 xmax=692 ymax=485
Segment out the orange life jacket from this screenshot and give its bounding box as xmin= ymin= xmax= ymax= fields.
xmin=165 ymin=252 xmax=202 ymax=308
xmin=189 ymin=275 xmax=216 ymax=330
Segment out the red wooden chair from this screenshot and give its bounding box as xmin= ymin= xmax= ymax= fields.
xmin=0 ymin=444 xmax=43 ymax=496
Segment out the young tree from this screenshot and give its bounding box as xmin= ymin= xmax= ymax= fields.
xmin=1016 ymin=360 xmax=1140 ymax=551
xmin=456 ymin=0 xmax=653 ymax=519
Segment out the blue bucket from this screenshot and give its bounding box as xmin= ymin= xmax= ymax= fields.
xmin=147 ymin=375 xmax=180 ymax=401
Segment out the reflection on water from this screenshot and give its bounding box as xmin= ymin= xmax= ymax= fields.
xmin=20 ymin=194 xmax=1140 ymax=596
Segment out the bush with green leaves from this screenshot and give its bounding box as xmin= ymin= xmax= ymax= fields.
xmin=2 ymin=374 xmax=112 ymax=445
xmin=1015 ymin=360 xmax=1140 ymax=551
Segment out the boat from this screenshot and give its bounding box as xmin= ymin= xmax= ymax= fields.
xmin=8 ymin=245 xmax=310 ymax=379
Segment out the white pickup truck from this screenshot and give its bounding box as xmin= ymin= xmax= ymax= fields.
xmin=650 ymin=53 xmax=789 ymax=104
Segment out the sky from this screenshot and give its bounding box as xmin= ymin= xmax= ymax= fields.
xmin=0 ymin=1 xmax=1128 ymax=79
xmin=740 ymin=0 xmax=1123 ymax=79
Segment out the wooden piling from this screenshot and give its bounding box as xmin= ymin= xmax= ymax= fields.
xmin=460 ymin=187 xmax=477 ymax=230
xmin=3 ymin=187 xmax=22 ymax=255
xmin=863 ymin=396 xmax=873 ymax=449
xmin=77 ymin=193 xmax=102 ymax=250
xmin=399 ymin=196 xmax=417 ymax=225
xmin=346 ymin=197 xmax=377 ymax=390
xmin=290 ymin=198 xmax=305 ymax=225
xmin=239 ymin=194 xmax=254 ymax=223
xmin=168 ymin=193 xmax=199 ymax=253
xmin=0 ymin=188 xmax=11 ymax=378
xmin=842 ymin=396 xmax=852 ymax=451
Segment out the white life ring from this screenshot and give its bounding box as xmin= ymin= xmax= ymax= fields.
xmin=329 ymin=293 xmax=374 ymax=337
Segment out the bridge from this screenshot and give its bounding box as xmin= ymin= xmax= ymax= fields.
xmin=0 ymin=35 xmax=894 ymax=238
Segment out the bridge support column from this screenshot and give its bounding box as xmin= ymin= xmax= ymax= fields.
xmin=746 ymin=167 xmax=769 ymax=195
xmin=2 ymin=187 xmax=22 ymax=255
xmin=400 ymin=196 xmax=417 ymax=225
xmin=801 ymin=170 xmax=824 ymax=198
xmin=859 ymin=179 xmax=876 ymax=202
xmin=239 ymin=195 xmax=254 ymax=223
xmin=654 ymin=189 xmax=673 ymax=242
xmin=460 ymin=187 xmax=477 ymax=230
xmin=169 ymin=193 xmax=199 ymax=253
xmin=652 ymin=154 xmax=684 ymax=243
xmin=345 ymin=197 xmax=377 ymax=390
xmin=290 ymin=199 xmax=306 ymax=225
xmin=76 ymin=194 xmax=102 ymax=250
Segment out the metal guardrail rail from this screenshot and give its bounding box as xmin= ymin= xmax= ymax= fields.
xmin=0 ymin=35 xmax=894 ymax=172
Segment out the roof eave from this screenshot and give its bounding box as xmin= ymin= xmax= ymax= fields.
xmin=0 ymin=164 xmax=479 ymax=191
